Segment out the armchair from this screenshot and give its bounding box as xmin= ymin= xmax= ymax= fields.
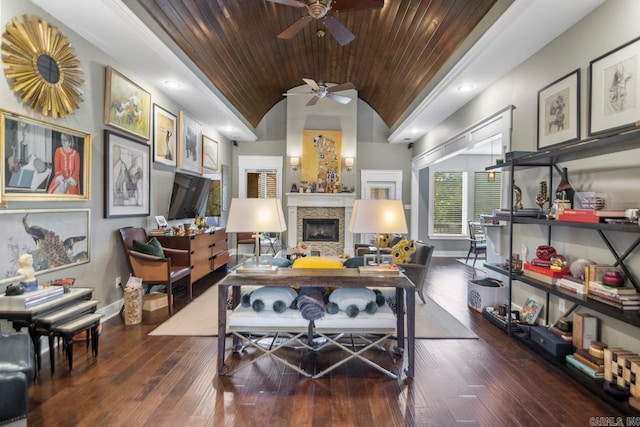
xmin=395 ymin=241 xmax=434 ymax=304
xmin=118 ymin=227 xmax=191 ymax=314
xmin=0 ymin=332 xmax=35 ymax=426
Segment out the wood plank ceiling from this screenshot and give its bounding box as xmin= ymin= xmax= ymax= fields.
xmin=137 ymin=0 xmax=498 ymax=129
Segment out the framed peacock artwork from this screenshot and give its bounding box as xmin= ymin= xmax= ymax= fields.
xmin=0 ymin=208 xmax=90 ymax=285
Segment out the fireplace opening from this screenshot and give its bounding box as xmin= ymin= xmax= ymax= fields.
xmin=303 ymin=219 xmax=339 ymax=242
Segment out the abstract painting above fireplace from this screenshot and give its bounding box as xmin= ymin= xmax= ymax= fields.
xmin=303 ymin=219 xmax=339 ymax=242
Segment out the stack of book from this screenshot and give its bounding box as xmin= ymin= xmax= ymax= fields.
xmin=0 ymin=286 xmax=64 ymax=310
xmin=587 ymin=281 xmax=640 ymax=311
xmin=149 ymin=228 xmax=171 ymax=236
xmin=557 ymin=209 xmax=626 ymax=223
xmin=523 ymin=262 xmax=569 ymax=285
xmin=566 ymin=340 xmax=607 ymax=379
xmin=556 ymin=275 xmax=586 ymax=294
xmin=549 ymin=316 xmax=573 ymax=343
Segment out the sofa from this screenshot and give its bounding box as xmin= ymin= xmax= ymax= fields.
xmin=0 ymin=332 xmax=35 ymax=426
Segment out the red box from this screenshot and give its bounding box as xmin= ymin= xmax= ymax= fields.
xmin=523 ymin=263 xmax=569 ymax=277
xmin=557 ymin=214 xmax=601 ymax=223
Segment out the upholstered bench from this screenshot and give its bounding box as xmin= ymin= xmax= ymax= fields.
xmin=227 ymin=301 xmax=398 ymax=378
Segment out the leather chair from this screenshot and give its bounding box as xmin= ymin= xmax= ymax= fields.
xmin=0 ymin=332 xmax=35 ymax=426
xmin=118 ymin=227 xmax=191 ymax=314
xmin=235 ymin=232 xmax=256 ymax=262
xmin=466 ymin=222 xmax=487 ymax=267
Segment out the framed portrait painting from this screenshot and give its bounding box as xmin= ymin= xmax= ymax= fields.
xmin=0 ymin=208 xmax=90 ymax=286
xmin=589 ymin=36 xmax=640 ymax=136
xmin=152 ymin=104 xmax=177 ymax=167
xmin=104 ymin=66 xmax=152 ymax=140
xmin=537 ymin=69 xmax=580 ymax=150
xmin=103 ymin=130 xmax=150 ymax=218
xmin=1 ymin=110 xmax=91 ymax=201
xmin=202 ymin=135 xmax=218 ymax=172
xmin=179 ymin=111 xmax=202 ymax=174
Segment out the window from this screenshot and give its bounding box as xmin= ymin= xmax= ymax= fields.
xmin=432 ymin=171 xmax=466 ymax=235
xmin=247 ymin=170 xmax=277 ymax=199
xmin=473 ymin=172 xmax=502 ymax=221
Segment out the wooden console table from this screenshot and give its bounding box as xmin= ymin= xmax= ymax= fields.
xmin=217 ymin=269 xmax=416 ymax=378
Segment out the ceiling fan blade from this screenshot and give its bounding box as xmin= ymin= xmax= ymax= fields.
xmin=302 ymin=78 xmax=321 ymax=92
xmin=266 ymin=0 xmax=307 ymax=8
xmin=306 ymin=96 xmax=320 ymax=106
xmin=332 ymin=0 xmax=384 ymax=12
xmin=328 ymin=82 xmax=356 ymax=92
xmin=326 ymin=92 xmax=352 ymax=104
xmin=278 ymin=16 xmax=313 ymax=39
xmin=323 ymin=16 xmax=355 ymax=46
xmin=283 ymin=92 xmax=311 ymax=96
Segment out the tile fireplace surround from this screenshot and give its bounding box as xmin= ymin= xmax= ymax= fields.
xmin=285 ymin=193 xmax=356 ymax=257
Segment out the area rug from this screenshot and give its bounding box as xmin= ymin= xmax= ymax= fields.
xmin=149 ymin=285 xmax=477 ymax=339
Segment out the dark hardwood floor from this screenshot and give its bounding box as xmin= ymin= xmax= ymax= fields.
xmin=26 ymin=258 xmax=624 ymax=426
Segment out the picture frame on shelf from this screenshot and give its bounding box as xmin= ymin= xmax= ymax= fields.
xmin=0 ymin=208 xmax=90 ymax=286
xmin=1 ymin=110 xmax=91 ymax=201
xmin=152 ymin=104 xmax=177 ymax=167
xmin=202 ymin=135 xmax=218 ymax=171
xmin=589 ymin=36 xmax=640 ymax=136
xmin=178 ymin=111 xmax=202 ymax=174
xmin=103 ymin=130 xmax=150 ymax=218
xmin=103 ymin=66 xmax=152 ymax=141
xmin=537 ymin=69 xmax=581 ymax=150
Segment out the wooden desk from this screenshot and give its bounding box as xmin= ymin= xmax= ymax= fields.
xmin=217 ymin=269 xmax=416 ymax=378
xmin=0 ymin=287 xmax=94 ymax=370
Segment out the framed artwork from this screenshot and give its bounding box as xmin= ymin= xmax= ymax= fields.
xmin=103 ymin=130 xmax=150 ymax=218
xmin=179 ymin=111 xmax=202 ymax=174
xmin=589 ymin=36 xmax=640 ymax=136
xmin=202 ymin=135 xmax=219 ymax=171
xmin=537 ymin=69 xmax=580 ymax=150
xmin=152 ymin=104 xmax=177 ymax=167
xmin=0 ymin=208 xmax=90 ymax=286
xmin=104 ymin=66 xmax=152 ymax=140
xmin=301 ymin=129 xmax=342 ymax=184
xmin=1 ymin=110 xmax=91 ymax=201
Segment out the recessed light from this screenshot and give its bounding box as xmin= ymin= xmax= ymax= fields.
xmin=163 ymin=80 xmax=182 ymax=88
xmin=457 ymin=84 xmax=474 ymax=92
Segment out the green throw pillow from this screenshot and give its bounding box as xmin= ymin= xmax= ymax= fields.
xmin=132 ymin=237 xmax=164 ymax=258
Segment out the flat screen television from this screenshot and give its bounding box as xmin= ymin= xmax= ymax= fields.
xmin=167 ymin=171 xmax=211 ymax=220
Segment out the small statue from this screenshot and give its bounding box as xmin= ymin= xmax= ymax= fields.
xmin=513 ymin=184 xmax=523 ymax=210
xmin=17 ymin=253 xmax=37 ymax=292
xmin=535 ymin=181 xmax=549 ymax=210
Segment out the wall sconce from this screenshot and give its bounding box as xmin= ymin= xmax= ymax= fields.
xmin=290 ymin=157 xmax=299 ymax=171
xmin=344 ymin=157 xmax=354 ymax=172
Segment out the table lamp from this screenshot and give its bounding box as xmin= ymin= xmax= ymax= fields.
xmin=348 ymin=199 xmax=408 ymax=272
xmin=225 ymin=198 xmax=287 ymax=272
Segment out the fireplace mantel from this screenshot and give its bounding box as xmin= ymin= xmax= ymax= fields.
xmin=285 ymin=193 xmax=356 ymax=256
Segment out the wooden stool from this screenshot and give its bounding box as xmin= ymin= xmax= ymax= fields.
xmin=51 ymin=313 xmax=103 ymax=373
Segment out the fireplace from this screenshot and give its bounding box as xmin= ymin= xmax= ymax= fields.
xmin=303 ymin=219 xmax=339 ymax=242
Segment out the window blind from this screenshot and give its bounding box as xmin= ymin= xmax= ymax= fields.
xmin=433 ymin=171 xmax=463 ymax=234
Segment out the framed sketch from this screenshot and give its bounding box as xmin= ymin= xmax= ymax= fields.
xmin=202 ymin=135 xmax=219 ymax=171
xmin=152 ymin=104 xmax=177 ymax=167
xmin=589 ymin=36 xmax=640 ymax=136
xmin=537 ymin=69 xmax=580 ymax=150
xmin=1 ymin=110 xmax=91 ymax=201
xmin=104 ymin=66 xmax=152 ymax=140
xmin=104 ymin=130 xmax=150 ymax=218
xmin=0 ymin=208 xmax=90 ymax=286
xmin=178 ymin=111 xmax=202 ymax=174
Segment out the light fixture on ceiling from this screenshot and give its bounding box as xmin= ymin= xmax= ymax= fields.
xmin=317 ymin=29 xmax=325 ymax=38
xmin=457 ymin=84 xmax=475 ymax=92
xmin=163 ymin=80 xmax=182 ymax=88
xmin=344 ymin=157 xmax=354 ymax=172
xmin=290 ymin=157 xmax=300 ymax=171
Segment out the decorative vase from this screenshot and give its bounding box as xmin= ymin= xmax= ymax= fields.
xmin=555 ymin=167 xmax=575 ymax=208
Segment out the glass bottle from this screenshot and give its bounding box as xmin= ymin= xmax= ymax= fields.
xmin=555 ymin=167 xmax=575 ymax=209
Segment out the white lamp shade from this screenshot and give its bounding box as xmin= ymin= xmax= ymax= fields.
xmin=225 ymin=198 xmax=287 ymax=233
xmin=348 ymin=199 xmax=408 ymax=234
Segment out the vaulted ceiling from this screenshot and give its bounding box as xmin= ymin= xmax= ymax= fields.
xmin=136 ymin=0 xmax=499 ymax=129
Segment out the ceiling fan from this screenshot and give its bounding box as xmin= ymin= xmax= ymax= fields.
xmin=268 ymin=0 xmax=384 ymax=46
xmin=284 ymin=78 xmax=356 ymax=106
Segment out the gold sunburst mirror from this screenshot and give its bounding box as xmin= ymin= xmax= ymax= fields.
xmin=1 ymin=14 xmax=84 ymax=118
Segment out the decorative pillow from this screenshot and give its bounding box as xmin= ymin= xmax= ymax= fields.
xmin=343 ymin=256 xmax=365 ymax=269
xmin=132 ymin=237 xmax=164 ymax=258
xmin=326 ymin=287 xmax=384 ymax=317
xmin=377 ymin=233 xmax=391 ymax=248
xmin=292 ymin=256 xmax=343 ymax=269
xmin=245 ymin=256 xmax=292 ymax=268
xmin=243 ymin=286 xmax=298 ymax=313
xmin=391 ymin=239 xmax=416 ymax=264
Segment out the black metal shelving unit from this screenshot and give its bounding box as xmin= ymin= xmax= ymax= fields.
xmin=483 ymin=127 xmax=640 ymax=415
